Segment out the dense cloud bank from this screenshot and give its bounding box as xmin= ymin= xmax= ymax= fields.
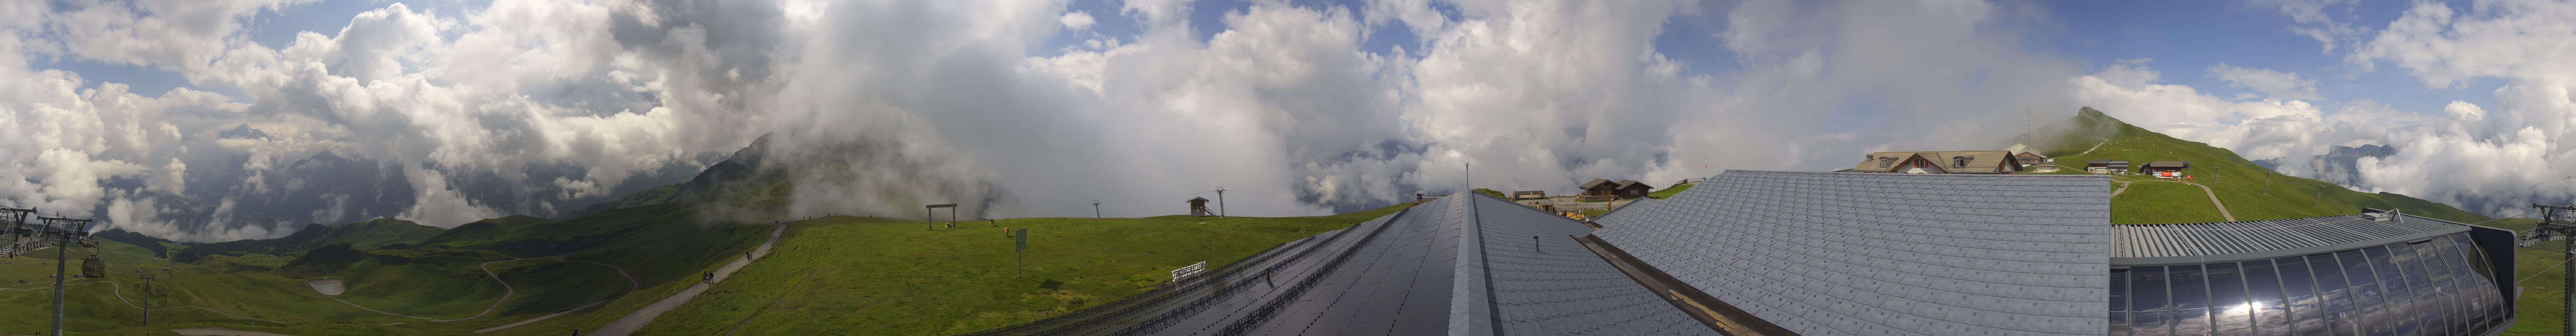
xmin=2 ymin=0 xmax=2108 ymax=242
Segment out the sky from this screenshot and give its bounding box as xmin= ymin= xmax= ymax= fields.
xmin=3 ymin=0 xmax=2572 ymax=242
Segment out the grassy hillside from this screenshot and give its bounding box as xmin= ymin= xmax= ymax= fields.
xmin=1648 ymin=183 xmax=1693 ymax=199
xmin=172 ymin=218 xmax=446 ymax=263
xmin=2110 ymin=182 xmax=2227 ymax=223
xmin=630 ymin=204 xmax=1413 ymax=335
xmin=556 ymin=182 xmax=684 ymax=220
xmin=2026 ymin=108 xmax=2491 ymax=224
xmin=2033 ymin=108 xmax=2576 ymax=334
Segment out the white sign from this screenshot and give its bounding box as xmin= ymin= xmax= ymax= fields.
xmin=1171 ymin=261 xmax=1208 ymax=280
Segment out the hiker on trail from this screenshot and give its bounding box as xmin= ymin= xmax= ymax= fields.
xmin=745 ymin=251 xmax=753 ymax=260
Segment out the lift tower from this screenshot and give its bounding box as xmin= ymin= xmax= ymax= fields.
xmin=0 ymin=207 xmax=94 ymax=336
xmin=2520 ymin=203 xmax=2576 ymax=336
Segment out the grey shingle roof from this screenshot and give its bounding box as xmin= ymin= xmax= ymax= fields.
xmin=1467 ymin=194 xmax=1710 ymax=334
xmin=1590 ymin=170 xmax=2113 ymax=336
xmin=1850 ymin=151 xmax=2020 ymax=173
xmin=2109 ymin=210 xmax=2472 ymax=265
xmin=960 ymin=192 xmax=1714 ymax=335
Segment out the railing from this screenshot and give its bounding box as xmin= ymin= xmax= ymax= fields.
xmin=1576 ymin=194 xmax=1618 ymax=202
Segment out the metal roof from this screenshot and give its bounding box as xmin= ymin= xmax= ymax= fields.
xmin=1850 ymin=151 xmax=2019 ymax=173
xmin=1590 ymin=170 xmax=2114 ymax=336
xmin=2141 ymin=161 xmax=2189 ymax=168
xmin=2108 ymin=210 xmax=2472 ymax=265
xmin=959 ymin=191 xmax=1713 ymax=335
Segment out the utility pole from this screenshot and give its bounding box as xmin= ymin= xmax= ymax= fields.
xmin=1215 ymin=188 xmax=1226 ymax=218
xmin=1093 ymin=201 xmax=1101 ymax=218
xmin=1464 ymin=162 xmax=1471 ymax=194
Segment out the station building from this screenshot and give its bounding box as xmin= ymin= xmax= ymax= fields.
xmin=964 ymin=170 xmax=2514 ymax=336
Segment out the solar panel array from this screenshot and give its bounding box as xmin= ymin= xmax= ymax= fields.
xmin=1591 ymin=170 xmax=2115 ymax=336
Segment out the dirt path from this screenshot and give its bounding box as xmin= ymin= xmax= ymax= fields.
xmin=474 ymin=260 xmax=640 ymax=333
xmin=474 ymin=300 xmax=606 ymax=334
xmin=572 ymin=260 xmax=642 ymax=293
xmin=591 ymin=223 xmax=788 ymax=336
xmin=2185 ymin=182 xmax=2237 ymax=222
xmin=328 ymin=257 xmax=551 ymax=322
xmin=2071 ymin=136 xmax=2113 ymax=157
xmin=2117 ymin=179 xmax=2237 ymax=222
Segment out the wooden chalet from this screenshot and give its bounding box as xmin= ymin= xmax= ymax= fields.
xmin=1511 ymin=190 xmax=1548 ymax=200
xmin=2144 ymin=161 xmax=2191 ymax=178
xmin=1578 ymin=179 xmax=1654 ymax=201
xmin=2005 ymin=144 xmax=2047 ymax=167
xmin=1848 ymin=151 xmax=2024 ymax=174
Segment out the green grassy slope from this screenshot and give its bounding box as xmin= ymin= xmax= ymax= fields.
xmin=173 ymin=218 xmax=445 ymax=263
xmin=2035 ymin=108 xmax=2576 ymax=334
xmin=557 ymin=182 xmax=685 ymax=220
xmin=2028 ymin=108 xmax=2491 ymax=224
xmin=0 ymin=203 xmax=768 ymax=335
xmin=631 ymin=204 xmax=1414 ymax=335
xmin=2110 ymin=181 xmax=2226 ymax=223
xmin=1648 ymin=183 xmax=1693 ymax=199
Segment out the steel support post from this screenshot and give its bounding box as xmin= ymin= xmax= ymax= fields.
xmin=53 ymin=237 xmax=65 ymax=336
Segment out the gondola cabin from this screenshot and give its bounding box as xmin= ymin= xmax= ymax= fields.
xmin=80 ymin=256 xmax=102 ymax=278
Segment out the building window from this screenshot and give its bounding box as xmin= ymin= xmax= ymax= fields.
xmin=1954 ymin=156 xmax=1970 ymax=168
xmin=1912 ymin=159 xmax=1927 ymax=168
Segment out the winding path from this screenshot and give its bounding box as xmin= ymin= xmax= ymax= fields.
xmin=2112 ymin=179 xmax=2238 ymax=222
xmin=2070 ymin=136 xmax=2113 ymax=157
xmin=591 ymin=222 xmax=788 ymax=336
xmin=474 ymin=260 xmax=642 ymax=333
xmin=327 ymin=257 xmax=542 ymax=322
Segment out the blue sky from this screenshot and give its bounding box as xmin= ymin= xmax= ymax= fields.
xmin=2050 ymin=0 xmax=2497 ymax=114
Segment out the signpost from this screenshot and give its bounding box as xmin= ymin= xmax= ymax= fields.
xmin=926 ymin=204 xmax=959 ymax=230
xmin=1013 ymin=228 xmax=1028 ymax=278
